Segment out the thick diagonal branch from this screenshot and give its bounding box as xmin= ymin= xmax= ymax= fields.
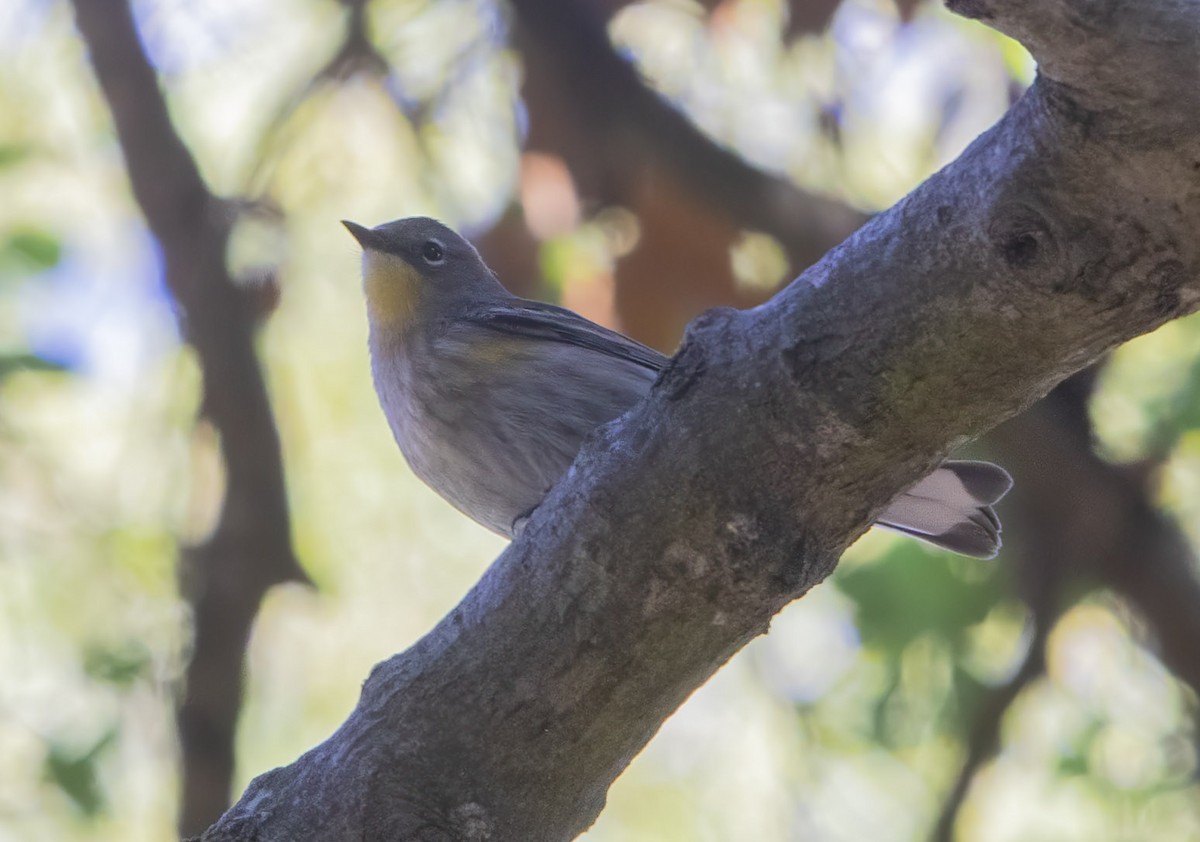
xmin=69 ymin=1 xmax=307 ymax=834
xmin=203 ymin=2 xmax=1200 ymax=839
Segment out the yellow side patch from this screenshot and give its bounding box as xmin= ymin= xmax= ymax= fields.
xmin=468 ymin=335 xmax=528 ymax=366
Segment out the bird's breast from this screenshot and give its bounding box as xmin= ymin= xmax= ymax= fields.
xmin=368 ymin=332 xmax=655 ymax=537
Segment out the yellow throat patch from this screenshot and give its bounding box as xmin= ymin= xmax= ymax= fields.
xmin=362 ymin=251 xmax=422 ymax=330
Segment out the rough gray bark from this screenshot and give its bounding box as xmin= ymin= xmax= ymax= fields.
xmin=203 ymin=1 xmax=1200 ymax=839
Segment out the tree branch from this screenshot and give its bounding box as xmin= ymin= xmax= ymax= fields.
xmin=203 ymin=1 xmax=1200 ymax=838
xmin=512 ymin=0 xmax=867 ymax=269
xmin=933 ymin=372 xmax=1092 ymax=840
xmin=993 ymin=372 xmax=1200 ymax=697
xmin=932 ymin=617 xmax=1049 ymax=842
xmin=938 ymin=363 xmax=1200 ymax=835
xmin=68 ymin=1 xmax=307 ymax=834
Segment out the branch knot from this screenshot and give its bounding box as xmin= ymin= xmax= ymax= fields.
xmin=988 ymin=204 xmax=1057 ymax=270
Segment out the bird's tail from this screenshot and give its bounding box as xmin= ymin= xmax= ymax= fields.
xmin=875 ymin=460 xmax=1013 ymax=559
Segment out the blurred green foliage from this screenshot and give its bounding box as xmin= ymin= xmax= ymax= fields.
xmin=840 ymin=545 xmax=1004 ymax=658
xmin=44 ymin=729 xmax=117 ymax=818
xmin=1 ymin=0 xmax=1198 ymax=841
xmin=0 ymin=229 xmax=62 ymax=275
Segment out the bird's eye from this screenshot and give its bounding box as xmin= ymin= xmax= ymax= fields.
xmin=421 ymin=240 xmax=445 ymax=264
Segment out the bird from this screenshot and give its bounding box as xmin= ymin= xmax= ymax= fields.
xmin=344 ymin=216 xmax=1012 ymax=558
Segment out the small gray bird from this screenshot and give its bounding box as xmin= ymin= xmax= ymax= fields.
xmin=345 ymin=216 xmax=1011 ymax=558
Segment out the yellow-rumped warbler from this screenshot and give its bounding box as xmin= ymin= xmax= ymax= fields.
xmin=344 ymin=216 xmax=1011 ymax=558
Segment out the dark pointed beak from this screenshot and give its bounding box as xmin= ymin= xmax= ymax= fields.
xmin=342 ymin=220 xmax=382 ymax=251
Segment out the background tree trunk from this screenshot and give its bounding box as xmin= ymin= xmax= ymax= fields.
xmin=68 ymin=1 xmax=308 ymax=835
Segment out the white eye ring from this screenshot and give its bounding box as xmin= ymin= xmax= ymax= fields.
xmin=421 ymin=239 xmax=445 ymax=265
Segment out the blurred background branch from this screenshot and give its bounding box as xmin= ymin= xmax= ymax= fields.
xmin=69 ymin=0 xmax=307 ymax=835
xmin=512 ymin=0 xmax=867 ymax=269
xmin=930 ymin=366 xmax=1200 ymax=838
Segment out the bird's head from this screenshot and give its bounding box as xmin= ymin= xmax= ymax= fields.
xmin=343 ymin=216 xmax=506 ymax=330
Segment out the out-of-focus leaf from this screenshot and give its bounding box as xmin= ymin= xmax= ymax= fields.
xmin=83 ymin=642 xmax=152 ymax=688
xmin=1058 ymin=750 xmax=1090 ymax=778
xmin=0 ymin=143 xmax=31 ymax=168
xmin=43 ymin=729 xmax=117 ymax=818
xmin=1056 ymin=718 xmax=1103 ymax=779
xmin=870 ymin=661 xmax=902 ymax=744
xmin=1141 ymin=352 xmax=1200 ymax=458
xmin=837 ymin=543 xmax=1004 ymax=657
xmin=948 ymin=664 xmax=990 ymax=731
xmin=0 ymin=352 xmax=68 ymax=380
xmin=0 ymin=228 xmax=63 ymax=274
